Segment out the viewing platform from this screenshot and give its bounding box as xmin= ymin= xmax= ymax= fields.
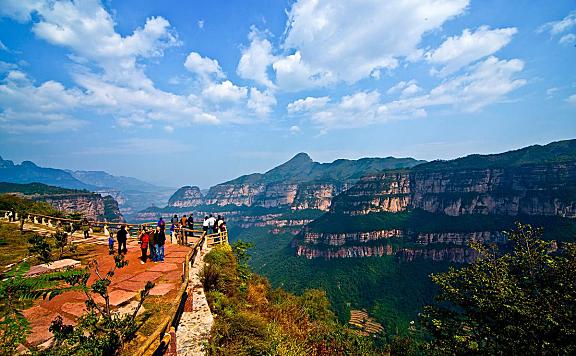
xmin=0 ymin=210 xmax=226 ymax=355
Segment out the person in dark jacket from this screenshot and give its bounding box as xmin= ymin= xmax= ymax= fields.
xmin=117 ymin=225 xmax=128 ymax=254
xmin=82 ymin=218 xmax=90 ymax=239
xmin=149 ymin=226 xmax=156 ymax=261
xmin=155 ymin=226 xmax=166 ymax=262
xmin=187 ymin=213 xmax=194 ymax=237
xmin=157 ymin=217 xmax=166 ymax=232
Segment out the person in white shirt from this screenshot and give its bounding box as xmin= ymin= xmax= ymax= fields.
xmin=207 ymin=214 xmax=216 ymax=234
xmin=202 ymin=216 xmax=209 ymax=235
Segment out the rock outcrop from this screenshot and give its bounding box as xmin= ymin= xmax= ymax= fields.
xmin=331 ymin=163 xmax=576 ymax=218
xmin=0 ymin=182 xmax=124 ymax=222
xmin=33 ymin=193 xmax=124 ymax=222
xmin=168 ymin=186 xmax=204 ymax=207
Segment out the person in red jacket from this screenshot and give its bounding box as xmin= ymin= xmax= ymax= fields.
xmin=139 ymin=228 xmax=150 ymax=264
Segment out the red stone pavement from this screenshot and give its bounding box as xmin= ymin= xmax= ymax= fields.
xmin=22 ymin=239 xmax=194 ymax=349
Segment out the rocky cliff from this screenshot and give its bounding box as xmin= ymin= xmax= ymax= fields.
xmin=34 ymin=193 xmax=124 ymax=222
xmin=295 ymin=140 xmax=576 ymax=260
xmin=168 ymin=153 xmax=423 ymax=211
xmin=330 ymin=163 xmax=576 ymax=218
xmin=0 ymin=182 xmax=124 ymax=222
xmin=168 ymin=186 xmax=204 ymax=207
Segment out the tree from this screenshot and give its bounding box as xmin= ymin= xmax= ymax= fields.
xmin=0 ymin=263 xmax=85 ymax=354
xmin=28 ymin=234 xmax=52 ymax=263
xmin=422 ymin=223 xmax=576 ymax=355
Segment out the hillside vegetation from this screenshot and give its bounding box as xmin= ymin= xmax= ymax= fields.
xmin=414 ymin=139 xmax=576 ymax=171
xmin=202 ymin=243 xmax=388 ymax=355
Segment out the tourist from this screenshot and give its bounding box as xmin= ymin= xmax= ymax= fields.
xmin=139 ymin=228 xmax=150 ymax=264
xmin=181 ymin=214 xmax=188 ymax=244
xmin=187 ymin=213 xmax=194 ymax=237
xmin=216 ymin=215 xmax=224 ymax=234
xmin=171 ymin=214 xmax=178 ymax=227
xmin=117 ymin=224 xmax=128 ymax=254
xmin=207 ymin=214 xmax=216 ymax=234
xmin=82 ymin=218 xmax=90 ymax=239
xmin=157 ymin=216 xmax=166 ymax=232
xmin=202 ymin=216 xmax=209 ymax=235
xmin=149 ymin=225 xmax=156 ymax=261
xmin=108 ymin=234 xmax=115 ymax=255
xmin=155 ymin=225 xmax=166 ymax=263
xmin=170 ymin=220 xmax=176 ymax=244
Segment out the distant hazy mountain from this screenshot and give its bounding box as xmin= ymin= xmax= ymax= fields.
xmin=0 ymin=156 xmax=96 ymax=190
xmin=70 ymin=170 xmax=169 ymax=192
xmin=0 ymin=156 xmax=173 ymax=220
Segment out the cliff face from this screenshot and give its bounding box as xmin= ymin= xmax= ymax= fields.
xmin=331 ymin=163 xmax=576 ymax=218
xmin=296 ymin=141 xmax=576 ymax=261
xmin=35 ymin=193 xmax=125 ymax=222
xmin=0 ymin=182 xmax=125 ymax=222
xmin=295 ymin=230 xmax=505 ymax=260
xmin=166 ymin=153 xmax=424 ymax=211
xmin=168 ymin=186 xmax=204 ymax=207
xmin=203 ymin=182 xmax=351 ymax=211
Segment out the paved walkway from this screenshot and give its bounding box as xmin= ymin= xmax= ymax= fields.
xmin=21 ymin=240 xmax=192 ymax=350
xmin=176 ymin=241 xmax=214 ymax=356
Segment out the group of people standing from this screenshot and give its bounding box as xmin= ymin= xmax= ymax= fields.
xmin=136 ymin=225 xmax=167 ymax=264
xmin=107 ymin=222 xmax=167 ymax=264
xmin=202 ymin=214 xmax=226 ymax=235
xmin=106 ymin=213 xmax=226 ymax=265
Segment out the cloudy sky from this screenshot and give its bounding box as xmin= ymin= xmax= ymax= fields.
xmin=0 ymin=0 xmax=575 ymax=188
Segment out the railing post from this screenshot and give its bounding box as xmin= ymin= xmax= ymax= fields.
xmin=34 ymin=216 xmax=39 ymax=224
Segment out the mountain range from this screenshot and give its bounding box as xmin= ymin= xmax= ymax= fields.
xmin=0 ymin=156 xmax=173 ymax=218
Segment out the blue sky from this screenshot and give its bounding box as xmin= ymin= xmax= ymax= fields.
xmin=0 ymin=0 xmax=575 ymax=188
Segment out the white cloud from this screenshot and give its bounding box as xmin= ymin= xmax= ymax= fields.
xmin=559 ymin=33 xmax=576 ymax=46
xmin=237 ymin=27 xmax=276 ymax=88
xmin=289 ymin=125 xmax=301 ymax=134
xmin=272 ymin=51 xmax=334 ymax=91
xmin=539 ymin=11 xmax=576 ymax=36
xmin=426 ymin=26 xmax=517 ymax=75
xmin=339 ymin=91 xmax=380 ymax=111
xmin=539 ymin=11 xmax=576 ymax=45
xmin=287 ymin=96 xmax=330 ymax=113
xmin=202 ymin=80 xmax=248 ymax=103
xmin=382 ymin=56 xmax=526 ymax=116
xmin=0 ymin=70 xmax=86 ymax=132
xmin=276 ymin=0 xmax=469 ymax=88
xmin=0 ymin=0 xmax=273 ymax=132
xmin=0 ymin=0 xmax=43 ymax=22
xmin=197 ymin=20 xmax=204 ymax=29
xmin=292 ymin=56 xmax=525 ymax=130
xmin=184 ymin=52 xmax=224 ymax=79
xmin=387 ymin=80 xmax=422 ymax=97
xmin=247 ymin=88 xmax=276 ymax=116
xmin=567 ymin=94 xmax=576 ymax=105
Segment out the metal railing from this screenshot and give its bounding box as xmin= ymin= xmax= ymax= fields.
xmin=0 ymin=210 xmax=229 ymax=246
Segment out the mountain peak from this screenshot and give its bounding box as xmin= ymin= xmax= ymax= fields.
xmin=287 ymin=152 xmax=313 ymax=164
